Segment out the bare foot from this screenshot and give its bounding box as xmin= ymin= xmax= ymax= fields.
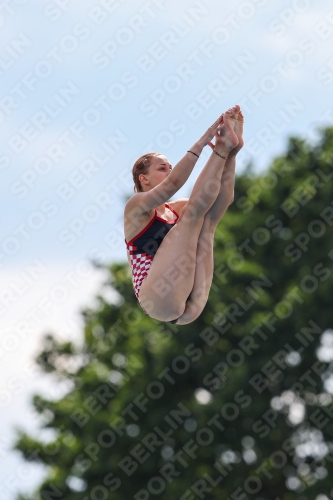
xmin=216 ymin=105 xmax=239 ymax=152
xmin=233 ymin=108 xmax=244 ymax=152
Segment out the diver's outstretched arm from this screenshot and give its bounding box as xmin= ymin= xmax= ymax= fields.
xmin=126 ymin=113 xmax=224 ymax=215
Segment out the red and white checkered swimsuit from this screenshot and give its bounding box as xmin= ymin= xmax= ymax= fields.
xmin=125 ymin=204 xmax=179 ymax=305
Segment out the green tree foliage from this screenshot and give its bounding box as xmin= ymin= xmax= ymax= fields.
xmin=13 ymin=128 xmax=333 ymax=500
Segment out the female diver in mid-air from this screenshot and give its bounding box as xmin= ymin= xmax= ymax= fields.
xmin=124 ymin=104 xmax=244 ymax=325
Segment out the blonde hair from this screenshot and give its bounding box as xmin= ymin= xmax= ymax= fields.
xmin=132 ymin=152 xmax=162 ymax=193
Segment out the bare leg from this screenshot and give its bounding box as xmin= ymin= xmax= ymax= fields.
xmin=206 ymin=109 xmax=243 ymax=223
xmin=187 ymin=108 xmax=243 ymax=228
xmin=139 ymin=106 xmax=239 ymax=321
xmin=173 ymin=218 xmax=215 ymax=325
xmin=174 ymin=105 xmax=239 ymax=219
xmin=176 ymin=110 xmax=244 ymax=325
xmin=175 ymin=152 xmax=238 ymax=325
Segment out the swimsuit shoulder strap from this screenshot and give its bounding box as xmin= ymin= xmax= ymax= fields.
xmin=165 ymin=203 xmax=179 ymax=219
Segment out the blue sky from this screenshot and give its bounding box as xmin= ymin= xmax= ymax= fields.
xmin=1 ymin=0 xmax=332 ymax=497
